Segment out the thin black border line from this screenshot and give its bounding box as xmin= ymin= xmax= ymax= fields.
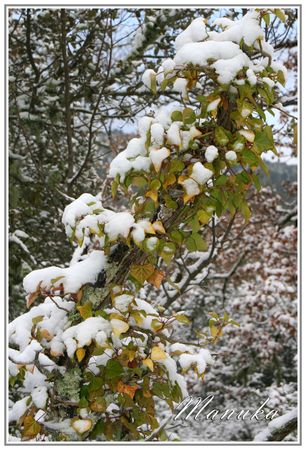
xmin=4 ymin=3 xmax=302 ymax=446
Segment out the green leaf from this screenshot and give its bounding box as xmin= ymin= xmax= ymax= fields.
xmin=32 ymin=315 xmax=44 ymax=326
xmin=215 ymin=126 xmax=231 ymax=146
xmin=150 ymin=179 xmax=161 ymax=190
xmin=90 ymin=420 xmax=105 ymax=439
xmin=132 ymin=176 xmax=147 ymax=187
xmin=182 ymin=107 xmax=196 ymax=125
xmin=105 ymin=359 xmax=124 ymax=380
xmin=236 ymin=171 xmax=250 ymax=184
xmin=242 ymin=149 xmax=258 ymax=166
xmin=170 ymin=230 xmax=184 ymax=244
xmin=169 ymin=159 xmax=185 ymax=174
xmin=252 ymin=173 xmax=261 ymax=191
xmin=254 ymin=126 xmax=275 ymax=153
xmin=186 ymin=233 xmax=207 ymax=252
xmin=171 ymin=110 xmax=183 ymax=122
xmin=277 ymin=69 xmax=286 ymax=87
xmin=240 ymin=202 xmax=251 ymax=222
xmin=111 ymin=180 xmax=118 ymax=198
xmin=215 ymin=175 xmax=228 ymax=186
xmin=159 ymin=242 xmax=176 ymax=265
xmin=88 ymin=376 xmax=104 ymax=393
xmin=164 ymin=195 xmax=178 ymax=209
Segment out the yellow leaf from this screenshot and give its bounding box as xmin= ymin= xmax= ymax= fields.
xmin=130 ymin=263 xmax=155 ymax=284
xmin=76 ymin=348 xmax=86 ymax=363
xmin=163 ymin=173 xmax=176 ymax=188
xmin=110 ymin=319 xmax=129 ymax=337
xmin=142 ymin=358 xmax=154 ymax=371
xmin=210 ymin=322 xmax=222 ymax=338
xmin=151 ymin=318 xmax=164 ymax=332
xmin=130 ymin=311 xmax=143 ymax=326
xmin=183 ymin=193 xmax=196 ymax=204
xmin=152 ymin=220 xmax=166 ymax=234
xmin=109 ymin=312 xmax=125 ymax=321
xmin=145 ymin=190 xmax=158 ymax=203
xmin=77 ymin=302 xmax=92 ymax=320
xmin=178 ymin=175 xmax=188 ymax=184
xmin=151 ymin=346 xmax=167 ymax=361
xmin=22 ymin=416 xmax=41 ymax=439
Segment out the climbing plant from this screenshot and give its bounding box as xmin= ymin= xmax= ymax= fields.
xmin=9 ymin=8 xmax=290 ymax=441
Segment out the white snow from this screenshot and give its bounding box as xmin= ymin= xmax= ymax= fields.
xmin=205 ymin=145 xmax=219 ymax=163
xmin=62 ymin=193 xmax=101 ymax=232
xmin=173 ymin=78 xmax=188 ymax=98
xmin=207 ymin=98 xmax=221 ymax=112
xmin=211 ymin=11 xmax=264 ymax=47
xmin=9 ymin=297 xmax=75 ymax=351
xmin=9 ymin=396 xmax=30 ymax=423
xmin=174 ymin=41 xmax=250 ymax=85
xmin=109 ymin=139 xmax=151 ymax=181
xmin=246 ymin=68 xmax=257 ymax=85
xmin=87 ymin=350 xmax=114 ymax=375
xmin=254 ymin=408 xmax=297 ymax=442
xmin=239 ymin=129 xmax=255 ymax=142
xmin=175 ymin=17 xmax=207 ymax=50
xmin=170 ymin=343 xmax=192 ymax=354
xmin=146 ymin=236 xmax=159 ymax=251
xmin=179 ymin=348 xmax=214 ymax=375
xmin=104 ymin=212 xmax=135 ymax=241
xmin=191 ymin=162 xmax=213 ymax=185
xmin=225 ymin=150 xmax=237 ymax=162
xmin=159 ymin=355 xmax=188 ymax=398
xmin=62 ymin=316 xmax=112 ymax=356
xmin=113 ymin=294 xmax=134 ymax=313
xmin=9 ymin=340 xmax=42 ymax=364
xmin=182 ymin=178 xmax=200 ymax=196
xmin=23 ymin=250 xmax=106 ymax=296
xmin=167 ymin=122 xmax=182 ymax=147
xmin=262 ymin=77 xmax=275 ymax=88
xmin=150 ymin=147 xmax=170 ymax=172
xmin=32 ymin=386 xmax=48 ymax=409
xmin=72 ymin=419 xmax=92 ymax=434
xmin=161 ymin=58 xmax=176 ymax=73
xmin=142 ymin=69 xmax=156 ymax=90
xmin=138 ymin=116 xmax=154 ymax=137
xmin=150 ymin=123 xmax=165 ymax=146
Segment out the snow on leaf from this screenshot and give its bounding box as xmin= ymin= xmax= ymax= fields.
xmin=151 ymin=346 xmax=167 ymax=361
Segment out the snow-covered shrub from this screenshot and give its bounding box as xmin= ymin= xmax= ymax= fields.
xmin=9 ymin=9 xmax=291 ymax=441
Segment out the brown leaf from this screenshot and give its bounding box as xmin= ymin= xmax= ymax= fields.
xmin=117 ymin=380 xmax=139 ymax=399
xmin=147 ymin=269 xmax=165 ymax=289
